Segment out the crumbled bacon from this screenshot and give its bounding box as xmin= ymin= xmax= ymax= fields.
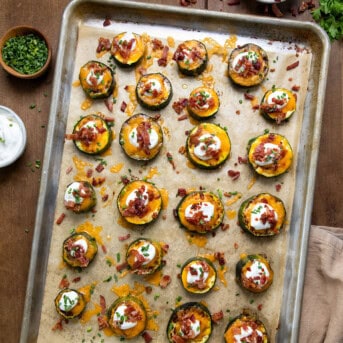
xmin=228 ymin=170 xmax=240 ymax=180
xmin=167 ymin=152 xmax=176 ymax=170
xmin=65 ymin=166 xmax=73 ymax=174
xmin=56 ymin=213 xmax=66 ymax=225
xmin=116 ymin=261 xmax=128 ymax=272
xmin=292 ymin=85 xmax=300 ymax=92
xmin=102 ymin=194 xmax=109 ymax=202
xmin=101 ymin=245 xmax=107 ymax=254
xmin=286 ymin=61 xmax=299 ymax=71
xmin=180 ymin=0 xmax=197 ymax=7
xmin=100 ymin=295 xmax=107 ymax=315
xmin=103 ymin=17 xmax=111 ymax=27
xmin=177 ymin=114 xmax=188 ymax=121
xmin=228 ymin=0 xmax=240 ymax=5
xmin=92 ymin=177 xmax=106 ymax=187
xmin=161 ymin=243 xmax=169 ymax=253
xmin=118 ymin=233 xmax=131 ymax=241
xmin=214 ymin=251 xmax=226 ymax=266
xmin=52 ymin=318 xmax=65 ymax=331
xmin=137 ymin=121 xmax=153 ymax=155
xmin=120 ymin=101 xmax=127 ymax=112
xmin=112 ymin=303 xmax=143 ymax=328
xmin=59 ymin=275 xmax=70 ymax=289
xmin=112 ymin=37 xmax=136 ymax=60
xmin=142 ymin=331 xmax=153 ymax=343
xmin=65 ymin=238 xmax=90 ymax=268
xmin=211 ymin=310 xmax=224 ymax=324
xmin=158 ymin=46 xmax=169 ymax=67
xmin=95 ymin=163 xmax=105 ymax=173
xmin=96 ymin=37 xmax=111 ymax=53
xmin=177 ymin=188 xmax=188 ymax=197
xmin=104 ymin=98 xmax=113 ymax=112
xmin=172 ymin=98 xmax=188 ymax=114
xmin=160 ymin=275 xmax=171 ymax=288
xmin=275 ymin=183 xmax=282 ymax=192
xmin=98 ymin=315 xmax=109 ymax=330
xmin=238 ymin=156 xmax=248 ymax=164
xmin=244 ymin=93 xmax=255 ymax=100
xmin=152 ymin=38 xmax=164 ymax=50
xmin=72 ymin=276 xmax=81 ymax=283
xmin=271 ymin=4 xmax=284 ymax=17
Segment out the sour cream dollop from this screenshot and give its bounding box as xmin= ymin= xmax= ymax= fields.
xmin=129 ymin=127 xmax=159 ymax=149
xmin=114 ymin=304 xmax=138 ymax=330
xmin=0 ymin=106 xmax=26 ymax=167
xmin=193 ymin=134 xmax=221 ymax=161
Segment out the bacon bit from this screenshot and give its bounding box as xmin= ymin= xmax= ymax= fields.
xmin=177 ymin=114 xmax=188 ymax=121
xmin=99 ymin=295 xmax=107 ymax=315
xmin=72 ymin=276 xmax=81 ymax=283
xmin=214 ymin=251 xmax=226 ymax=266
xmin=236 ymin=110 xmax=240 ymax=115
xmin=172 ymin=98 xmax=188 ymax=115
xmin=92 ymin=177 xmax=106 ymax=187
xmin=238 ymin=156 xmax=248 ymax=164
xmin=59 ymin=275 xmax=70 ymax=289
xmin=52 ymin=318 xmax=65 ymax=331
xmin=252 ymin=104 xmax=260 ymax=111
xmin=145 ymin=286 xmax=153 ymax=294
xmin=86 ymin=168 xmax=93 ymax=178
xmin=152 ymin=38 xmax=164 ymax=50
xmin=101 ymin=245 xmax=107 ymax=254
xmin=286 ymin=61 xmax=299 ymax=71
xmin=96 ymin=37 xmax=111 ymax=53
xmin=292 ymin=85 xmax=300 ymax=92
xmin=234 ymin=242 xmax=239 ymax=249
xmin=56 ymin=213 xmax=66 ymax=225
xmin=121 ymin=175 xmax=131 ymax=185
xmin=95 ymin=163 xmax=105 ymax=173
xmin=65 ymin=166 xmax=73 ymax=174
xmin=275 ymin=183 xmax=282 ymax=192
xmin=104 ymin=98 xmax=113 ymax=112
xmin=258 ymin=304 xmax=263 ymax=311
xmin=102 ymin=194 xmax=109 ymax=202
xmin=271 ymin=4 xmax=284 ymax=17
xmin=103 ymin=17 xmax=111 ymax=27
xmin=98 ymin=315 xmax=109 ymax=330
xmin=228 ymin=170 xmax=240 ymax=180
xmin=161 ymin=243 xmax=170 ymax=253
xmin=221 ymin=223 xmax=230 ymax=231
xmin=178 ymin=146 xmax=186 ymax=155
xmin=166 ymin=152 xmax=176 ymax=170
xmin=244 ymin=93 xmax=255 ymax=100
xmin=142 ymin=331 xmax=153 ymax=343
xmin=180 ymin=0 xmax=197 ymax=6
xmin=116 ymin=261 xmax=128 ymax=272
xmin=160 ymin=274 xmax=171 ymax=288
xmin=158 ymin=45 xmax=169 ymax=67
xmin=270 ymin=68 xmax=275 ymax=72
xmin=120 ymin=101 xmax=127 ymax=112
xmin=290 ymin=6 xmax=297 ymax=16
xmin=118 ymin=233 xmax=131 ymax=241
xmin=177 ymin=188 xmax=188 ymax=197
xmin=212 ymin=310 xmax=224 ymax=324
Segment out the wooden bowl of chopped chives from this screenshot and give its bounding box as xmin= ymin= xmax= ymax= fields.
xmin=0 ymin=26 xmax=51 ymax=79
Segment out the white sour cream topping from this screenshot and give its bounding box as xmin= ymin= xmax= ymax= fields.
xmin=118 ymin=32 xmax=137 ymax=50
xmin=232 ymin=51 xmax=258 ymax=73
xmin=129 ymin=127 xmax=159 ymax=149
xmin=180 ymin=319 xmax=201 ymax=338
xmin=254 ymin=143 xmax=281 ymax=167
xmin=114 ymin=304 xmax=137 ymax=330
xmin=58 ymin=290 xmax=79 ymax=312
xmin=80 ymin=120 xmax=99 ymax=134
xmin=137 ymin=243 xmax=156 ymax=265
xmin=234 ymin=326 xmax=263 ymax=342
xmin=181 ymin=48 xmax=195 ymax=64
xmin=251 ymin=203 xmax=278 ymax=230
xmin=193 ymin=134 xmax=221 ymax=161
xmin=71 ymin=238 xmax=88 ymax=254
xmin=126 ymin=188 xmax=149 ymax=206
xmin=187 ymin=262 xmax=209 ymax=284
xmin=64 ymin=182 xmax=84 ymax=204
xmin=143 ymin=79 xmax=162 ymax=97
xmin=245 ymin=259 xmax=270 ymax=285
xmin=86 ymin=69 xmax=104 ymax=86
xmin=0 ymin=113 xmax=24 ymax=165
xmin=267 ymin=90 xmax=289 ymax=109
xmin=185 ymin=202 xmax=214 ymax=222
xmin=195 ymin=91 xmax=211 ymax=110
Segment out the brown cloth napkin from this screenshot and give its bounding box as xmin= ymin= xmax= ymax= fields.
xmin=299 ymin=225 xmax=343 ymax=343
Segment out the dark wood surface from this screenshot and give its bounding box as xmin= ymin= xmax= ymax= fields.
xmin=0 ymin=0 xmax=341 ymax=341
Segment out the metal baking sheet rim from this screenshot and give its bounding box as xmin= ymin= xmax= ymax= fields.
xmin=20 ymin=1 xmax=331 ymax=342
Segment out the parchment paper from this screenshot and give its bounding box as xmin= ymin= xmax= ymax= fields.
xmin=37 ymin=21 xmax=312 ymax=342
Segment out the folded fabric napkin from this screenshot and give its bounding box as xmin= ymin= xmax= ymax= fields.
xmin=299 ymin=225 xmax=343 ymax=343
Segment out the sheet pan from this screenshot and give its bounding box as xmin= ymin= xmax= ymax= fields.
xmin=20 ymin=0 xmax=330 ymax=342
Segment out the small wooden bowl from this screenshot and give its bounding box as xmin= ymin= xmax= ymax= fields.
xmin=0 ymin=26 xmax=51 ymax=79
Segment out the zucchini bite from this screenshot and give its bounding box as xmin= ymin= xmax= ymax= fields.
xmin=62 ymin=232 xmax=98 ymax=268
xmin=180 ymin=257 xmax=217 ymax=294
xmin=54 ymin=288 xmax=87 ymax=320
xmin=260 ymin=87 xmax=296 ymax=124
xmin=176 ymin=191 xmax=224 ymax=234
xmin=187 ymin=86 xmax=220 ymax=120
xmin=117 ymin=180 xmax=162 ymax=225
xmin=247 ymin=133 xmax=293 ymax=177
xmin=66 ymin=114 xmax=113 ymax=155
xmin=228 ymin=43 xmax=269 ymax=87
xmin=186 ymin=123 xmax=231 ymax=169
xmin=107 ymin=296 xmax=147 ymax=339
xmin=235 ymin=254 xmax=274 ymax=293
xmin=224 ymin=312 xmax=269 ymax=343
xmin=126 ymin=238 xmax=163 ymax=275
xmin=119 ymin=113 xmax=163 ymax=161
xmin=173 ymin=40 xmax=208 ymax=76
xmin=136 ymin=73 xmax=173 ymax=111
xmin=79 ymin=60 xmax=115 ymax=99
xmin=166 ymin=302 xmax=212 ymax=343
xmin=64 ymin=181 xmax=96 ymax=213
xmin=111 ymin=32 xmax=145 ymax=67
xmin=238 ymin=193 xmax=286 ymax=237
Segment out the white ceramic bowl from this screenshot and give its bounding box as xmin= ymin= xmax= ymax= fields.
xmin=0 ymin=105 xmax=27 ymax=168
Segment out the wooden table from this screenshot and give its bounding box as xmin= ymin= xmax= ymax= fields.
xmin=0 ymin=0 xmax=341 ymax=341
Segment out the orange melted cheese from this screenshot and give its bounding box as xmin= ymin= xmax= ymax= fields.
xmin=160 ymin=188 xmax=169 ymax=210
xmin=248 ymin=176 xmax=257 ymax=190
xmin=80 ymin=302 xmax=102 ymax=324
xmin=75 ymin=221 xmax=105 ymax=247
xmin=110 ymin=162 xmax=124 ymax=173
xmin=145 ymin=167 xmax=159 ymax=179
xmin=224 ymin=35 xmax=238 ymax=50
xmin=72 ymin=156 xmax=93 ymax=182
xmin=226 ymin=210 xmax=237 ymax=220
xmin=185 ymin=232 xmax=208 ymax=247
xmin=124 ymin=85 xmax=138 ymax=116
xmin=72 ymin=80 xmax=81 ymax=87
xmin=202 ymin=37 xmax=227 ymax=61
xmin=81 ymin=98 xmax=93 ymax=110
xmin=225 ymin=193 xmax=242 ymax=206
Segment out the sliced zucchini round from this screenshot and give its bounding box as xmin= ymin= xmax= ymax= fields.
xmin=64 ymin=181 xmax=97 ymax=213
xmin=111 ymin=32 xmax=145 ymax=67
xmin=69 ymin=114 xmax=113 ymax=155
xmin=166 ymin=302 xmax=212 ymax=343
xmin=79 ymin=60 xmax=115 ymax=99
xmin=228 ymin=43 xmax=269 ymax=87
xmin=177 ymin=191 xmax=224 ymax=234
xmin=180 ymin=257 xmax=217 ymax=294
xmin=107 ymin=296 xmax=147 ymax=339
xmin=117 ymin=180 xmax=162 ymax=225
xmin=173 ymin=40 xmax=208 ymax=76
xmin=126 ymin=238 xmax=163 ymax=275
xmin=247 ymin=133 xmax=293 ymax=177
xmin=236 ymin=254 xmax=274 ymax=293
xmin=187 ymin=86 xmax=220 ymax=120
xmin=260 ymin=87 xmax=296 ymax=124
xmin=238 ymin=193 xmax=286 ymax=237
xmin=54 ymin=288 xmax=87 ymax=320
xmin=62 ymin=232 xmax=98 ymax=268
xmin=119 ymin=113 xmax=163 ymax=161
xmin=136 ymin=73 xmax=173 ymax=111
xmin=224 ymin=312 xmax=269 ymax=342
xmin=186 ymin=123 xmax=231 ymax=169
